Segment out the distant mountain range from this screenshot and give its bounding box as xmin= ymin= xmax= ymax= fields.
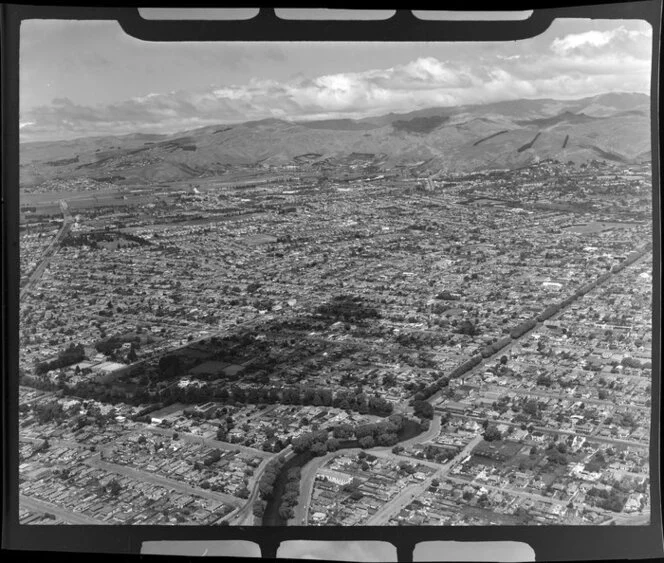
xmin=20 ymin=92 xmax=651 ymax=187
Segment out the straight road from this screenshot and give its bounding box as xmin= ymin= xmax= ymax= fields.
xmin=444 ymin=474 xmax=616 ymax=521
xmin=141 ymin=424 xmax=270 ymax=458
xmin=21 ymin=200 xmax=74 ymax=301
xmin=436 ymin=411 xmax=649 ymax=450
xmin=445 ymin=475 xmax=570 ymax=507
xmin=86 ymin=457 xmax=243 ymax=508
xmin=482 ymin=385 xmax=649 ymax=414
xmin=20 ymin=494 xmax=106 ymax=525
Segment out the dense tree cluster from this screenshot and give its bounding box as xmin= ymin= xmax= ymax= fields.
xmin=277 ymin=466 xmax=301 ymax=521
xmin=509 ymin=319 xmax=537 ymax=339
xmin=252 ymin=499 xmax=267 ymax=518
xmin=35 ymin=343 xmax=86 ymax=374
xmin=621 ymin=356 xmax=651 ymax=370
xmin=315 ymin=294 xmax=381 ymax=323
xmin=331 ymin=413 xmax=410 ymax=449
xmin=412 ymin=400 xmax=434 ymax=420
xmin=435 ymin=290 xmax=459 ymax=301
xmin=258 ymin=455 xmax=286 ymax=501
xmin=410 ymin=377 xmax=449 ymax=403
xmin=455 ymin=319 xmax=477 ymax=336
xmin=62 ymin=231 xmax=151 ymax=249
xmin=536 ymin=373 xmax=553 ymax=387
xmin=291 ymin=430 xmax=330 ymax=454
xmin=483 ymin=425 xmax=503 ymax=442
xmin=33 ymin=400 xmax=67 ymax=425
xmin=585 ymin=451 xmax=606 ymax=473
xmin=537 ymin=304 xmax=561 ymax=323
xmin=522 ymin=398 xmax=541 ymax=418
xmin=480 ymin=336 xmax=512 ymax=358
xmin=587 ymin=486 xmax=627 ymax=512
xmin=545 ymin=442 xmax=569 ymax=465
xmin=95 ymin=332 xmax=141 ymax=355
xmin=448 ymin=354 xmax=483 ymax=379
xmin=419 ymin=444 xmax=456 ymax=463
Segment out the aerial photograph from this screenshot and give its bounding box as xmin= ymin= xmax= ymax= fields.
xmin=17 ymin=16 xmax=653 ymax=527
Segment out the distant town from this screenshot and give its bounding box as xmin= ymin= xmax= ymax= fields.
xmin=18 ymin=154 xmax=652 ymax=526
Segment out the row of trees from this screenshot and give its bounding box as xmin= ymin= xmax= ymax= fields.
xmin=621 ymin=356 xmax=652 ymax=370
xmin=275 ymin=467 xmax=301 ymax=521
xmin=612 ymin=246 xmax=650 ymax=274
xmin=35 ymin=343 xmax=86 ymax=375
xmin=232 ymin=385 xmax=393 ymax=417
xmin=96 ymin=333 xmax=141 ymax=354
xmin=509 ymin=319 xmax=537 ymax=339
xmin=480 ymin=336 xmax=512 ymax=358
xmin=62 ymin=231 xmax=151 ymax=249
xmin=410 ymin=376 xmax=449 ymax=403
xmin=257 ymin=455 xmax=287 ymax=501
xmin=587 ymin=486 xmax=627 ymax=512
xmin=448 ymin=354 xmax=483 ymax=379
xmin=332 ymin=413 xmax=413 ymax=449
xmin=291 ymin=430 xmax=333 ymax=455
xmin=535 ymin=246 xmax=648 ymax=327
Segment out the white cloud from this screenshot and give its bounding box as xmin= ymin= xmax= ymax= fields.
xmin=20 ymin=24 xmax=652 ymax=142
xmin=550 ymin=26 xmax=650 ymax=57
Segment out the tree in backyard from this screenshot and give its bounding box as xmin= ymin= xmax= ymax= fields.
xmin=413 ymin=400 xmax=434 ymax=419
xmin=326 ymin=438 xmax=340 ymax=452
xmin=333 ymin=424 xmax=354 ymax=439
xmin=377 ymin=433 xmax=398 ymax=447
xmin=358 ymin=435 xmax=375 ymax=449
xmin=278 ymin=505 xmax=294 ymax=520
xmin=311 ymin=442 xmax=327 ymax=457
xmin=158 ymin=355 xmax=181 ymax=378
xmin=483 ymin=425 xmax=502 ymax=442
xmin=523 ymin=398 xmax=540 ymax=417
xmin=108 ymin=478 xmax=122 ymax=496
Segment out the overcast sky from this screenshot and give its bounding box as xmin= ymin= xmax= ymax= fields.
xmin=19 ymin=17 xmax=651 ymax=142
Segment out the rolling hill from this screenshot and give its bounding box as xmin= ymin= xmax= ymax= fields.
xmin=19 ymin=92 xmax=651 ymax=187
